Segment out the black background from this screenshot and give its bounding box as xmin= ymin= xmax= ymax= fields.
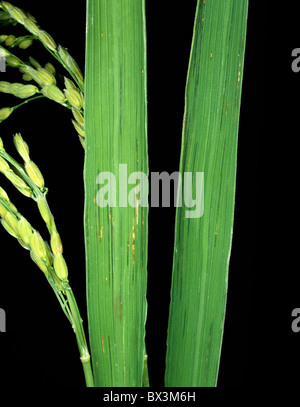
xmin=0 ymin=0 xmax=289 ymax=397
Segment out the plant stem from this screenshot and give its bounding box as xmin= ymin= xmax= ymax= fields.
xmin=65 ymin=287 xmax=95 ymax=387
xmin=81 ymin=356 xmax=95 ymax=388
xmin=12 ymin=94 xmax=46 ymax=111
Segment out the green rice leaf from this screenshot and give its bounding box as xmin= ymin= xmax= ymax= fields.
xmin=84 ymin=0 xmax=148 ymax=387
xmin=165 ymin=0 xmax=249 ymax=387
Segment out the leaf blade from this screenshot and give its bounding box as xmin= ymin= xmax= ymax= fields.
xmin=165 ymin=0 xmax=249 ymax=387
xmin=84 ymin=0 xmax=148 ymax=387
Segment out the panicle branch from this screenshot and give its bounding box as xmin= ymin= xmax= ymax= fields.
xmin=0 ymin=2 xmax=85 ymax=147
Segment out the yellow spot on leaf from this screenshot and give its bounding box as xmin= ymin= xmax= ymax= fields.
xmin=101 ymin=336 xmax=105 ymax=354
xmin=99 ymin=226 xmax=103 ymax=242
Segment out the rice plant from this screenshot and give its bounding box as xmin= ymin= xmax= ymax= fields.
xmin=0 ymin=0 xmax=249 ymax=387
